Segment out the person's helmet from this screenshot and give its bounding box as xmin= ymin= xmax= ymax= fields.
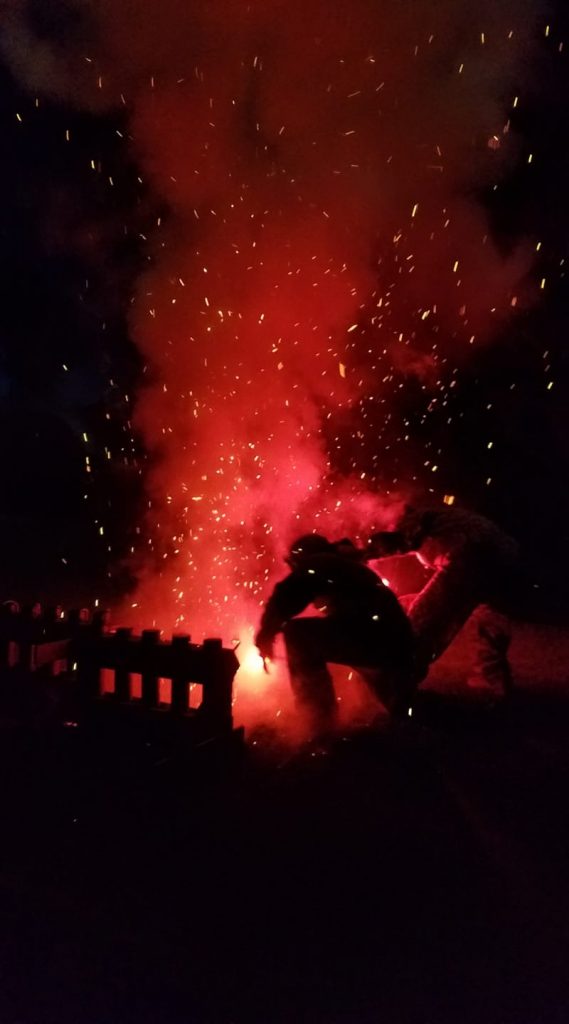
xmin=286 ymin=533 xmax=332 ymax=566
xmin=334 ymin=537 xmax=366 ymax=560
xmin=367 ymin=530 xmax=407 ymax=558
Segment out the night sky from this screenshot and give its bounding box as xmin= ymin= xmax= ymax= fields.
xmin=1 ymin=1 xmax=568 ymax=619
xmin=0 ymin=57 xmax=148 ymax=599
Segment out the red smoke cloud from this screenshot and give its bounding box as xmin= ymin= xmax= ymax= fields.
xmin=1 ymin=1 xmax=543 ymax=700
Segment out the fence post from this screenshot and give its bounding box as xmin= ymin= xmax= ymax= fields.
xmin=141 ymin=629 xmax=161 ymax=707
xmin=73 ymin=608 xmax=104 ymax=700
xmin=0 ymin=601 xmax=20 ymax=669
xmin=45 ymin=606 xmax=66 ymax=635
xmin=18 ymin=603 xmax=43 ymax=672
xmin=200 ymin=637 xmax=235 ymax=730
xmin=171 ymin=634 xmax=191 ymax=715
xmin=114 ymin=627 xmax=133 ymax=701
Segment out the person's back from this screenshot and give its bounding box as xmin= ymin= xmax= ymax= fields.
xmin=399 ymin=505 xmax=517 ymax=572
xmin=264 ymin=549 xmax=411 ymax=636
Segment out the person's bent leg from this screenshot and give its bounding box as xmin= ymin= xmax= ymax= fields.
xmin=358 ymin=663 xmax=418 ymax=719
xmin=283 ymin=619 xmax=338 ymax=731
xmin=408 ymin=564 xmax=481 ymax=682
xmin=467 ymin=604 xmax=513 ymax=694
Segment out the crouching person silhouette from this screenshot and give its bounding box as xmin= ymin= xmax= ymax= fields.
xmin=255 ymin=534 xmax=416 ymax=734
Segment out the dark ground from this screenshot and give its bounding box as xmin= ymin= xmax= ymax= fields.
xmin=1 ymin=624 xmax=569 ymax=1024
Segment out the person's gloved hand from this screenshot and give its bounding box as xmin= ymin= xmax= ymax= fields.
xmin=255 ymin=630 xmax=275 ymax=663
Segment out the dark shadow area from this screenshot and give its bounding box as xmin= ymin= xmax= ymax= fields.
xmin=0 ymin=662 xmax=568 ymax=1024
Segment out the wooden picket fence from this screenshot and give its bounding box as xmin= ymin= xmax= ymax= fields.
xmin=0 ymin=601 xmax=240 ymax=742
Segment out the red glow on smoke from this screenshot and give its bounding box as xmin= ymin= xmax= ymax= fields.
xmin=1 ymin=0 xmax=544 ymax=727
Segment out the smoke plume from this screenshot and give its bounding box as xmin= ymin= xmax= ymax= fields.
xmin=1 ymin=0 xmax=543 ymax=651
